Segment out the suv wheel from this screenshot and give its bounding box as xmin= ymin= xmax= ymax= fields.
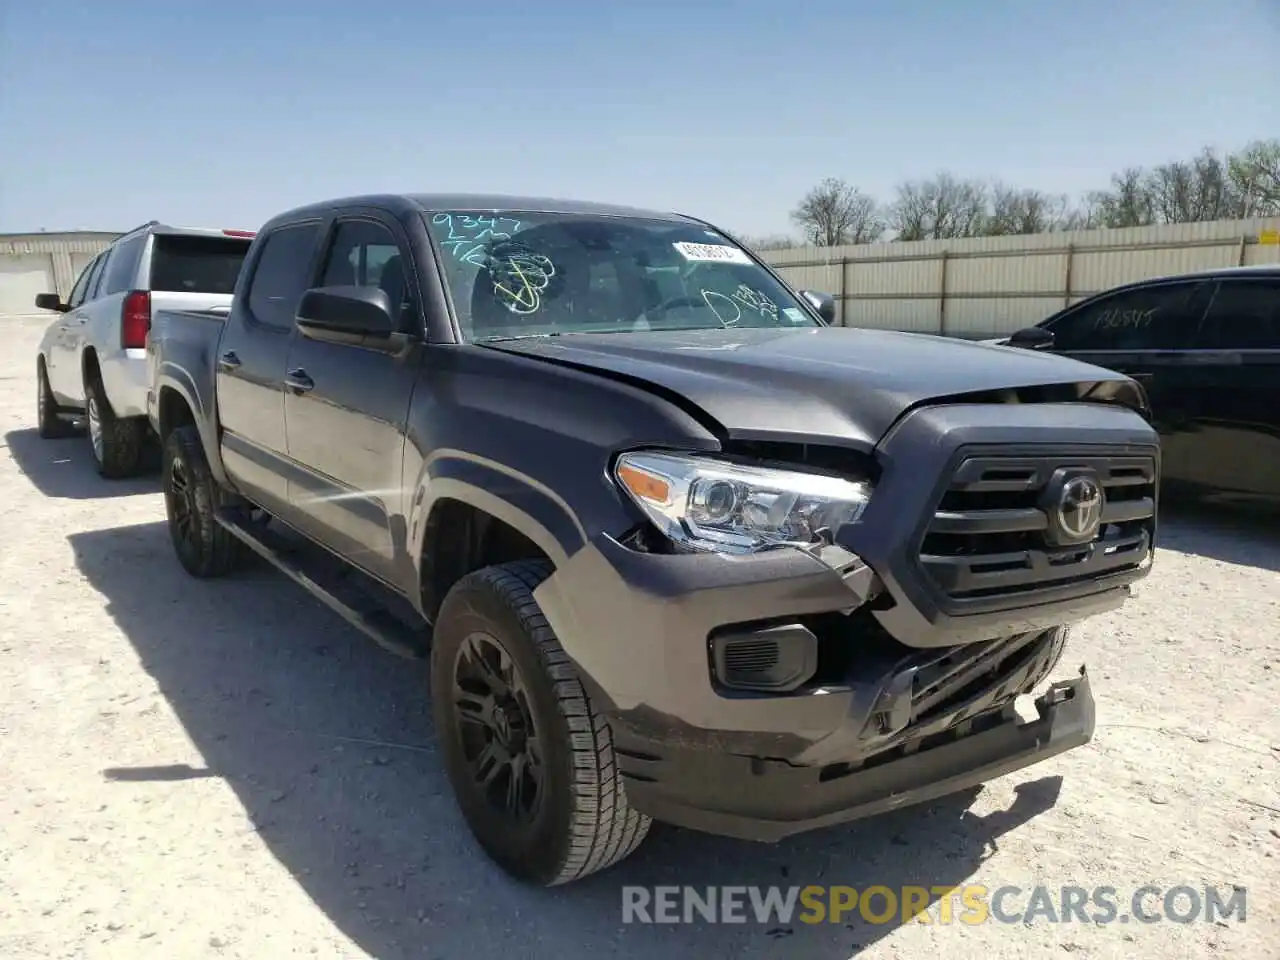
xmin=431 ymin=560 xmax=651 ymax=886
xmin=162 ymin=424 xmax=243 ymax=578
xmin=37 ymin=359 xmax=76 ymax=439
xmin=83 ymin=367 xmax=144 ymax=478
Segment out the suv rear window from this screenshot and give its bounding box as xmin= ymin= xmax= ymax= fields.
xmin=149 ymin=234 xmax=252 ymax=295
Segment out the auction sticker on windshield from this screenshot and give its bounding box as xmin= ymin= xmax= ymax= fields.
xmin=673 ymin=241 xmax=753 ymax=264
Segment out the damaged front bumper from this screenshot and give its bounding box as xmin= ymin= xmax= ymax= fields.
xmin=611 ymin=669 xmax=1093 ymax=842
xmin=532 ymin=530 xmax=1096 ymax=843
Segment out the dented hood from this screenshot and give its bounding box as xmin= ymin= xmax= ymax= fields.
xmin=479 ymin=326 xmax=1145 ymax=449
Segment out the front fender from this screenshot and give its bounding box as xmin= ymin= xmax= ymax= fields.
xmin=408 ymin=449 xmax=589 ymax=575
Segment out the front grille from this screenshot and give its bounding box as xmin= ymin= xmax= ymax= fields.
xmin=918 ymin=450 xmax=1156 ymax=603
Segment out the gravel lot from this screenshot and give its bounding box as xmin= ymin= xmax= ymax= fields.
xmin=1 ymin=316 xmax=1277 ymax=960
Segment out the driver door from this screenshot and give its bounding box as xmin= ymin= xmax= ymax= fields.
xmin=283 ymin=212 xmax=424 ymax=584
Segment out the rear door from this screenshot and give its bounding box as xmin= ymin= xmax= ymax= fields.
xmin=215 ymin=220 xmax=326 ymax=512
xmin=1043 ymin=278 xmax=1211 ymax=486
xmin=80 ymin=231 xmax=148 ymax=359
xmin=1176 ymin=276 xmax=1280 ymax=502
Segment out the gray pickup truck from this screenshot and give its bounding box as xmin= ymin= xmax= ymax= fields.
xmin=145 ymin=192 xmax=1159 ymax=887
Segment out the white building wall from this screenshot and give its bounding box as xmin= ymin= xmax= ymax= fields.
xmin=0 ymin=232 xmax=118 ymax=320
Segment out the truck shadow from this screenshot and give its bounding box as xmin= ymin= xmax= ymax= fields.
xmin=4 ymin=427 xmax=160 ymax=500
xmin=70 ymin=520 xmax=1065 ymax=960
xmin=1156 ymin=499 xmax=1280 ymax=573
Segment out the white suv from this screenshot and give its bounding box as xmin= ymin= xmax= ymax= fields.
xmin=34 ymin=220 xmax=254 ymax=477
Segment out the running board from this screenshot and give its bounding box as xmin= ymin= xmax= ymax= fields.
xmin=214 ymin=510 xmax=429 ymax=660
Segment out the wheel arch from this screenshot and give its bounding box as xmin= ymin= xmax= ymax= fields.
xmin=155 ymin=375 xmax=230 ymax=487
xmin=410 ymin=456 xmax=587 ymax=621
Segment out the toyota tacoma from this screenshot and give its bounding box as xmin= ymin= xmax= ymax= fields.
xmin=145 ymin=193 xmax=1159 ymax=886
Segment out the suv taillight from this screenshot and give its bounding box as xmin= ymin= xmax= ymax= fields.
xmin=122 ymin=290 xmax=151 ymax=349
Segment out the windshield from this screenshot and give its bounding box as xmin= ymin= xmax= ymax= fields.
xmin=422 ymin=210 xmax=822 ymax=341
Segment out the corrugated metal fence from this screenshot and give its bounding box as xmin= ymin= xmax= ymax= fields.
xmin=759 ymin=217 xmax=1280 ymax=339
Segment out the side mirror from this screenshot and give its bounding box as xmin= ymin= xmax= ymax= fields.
xmin=1007 ymin=325 xmax=1054 ymax=350
xmin=800 ymin=290 xmax=836 ymax=325
xmin=35 ymin=293 xmax=68 ymax=313
xmin=296 ymin=285 xmax=395 ymax=340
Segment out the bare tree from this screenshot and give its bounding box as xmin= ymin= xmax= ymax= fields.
xmin=1088 ymin=168 xmax=1156 ymax=228
xmin=984 ymin=184 xmax=1075 ymax=235
xmin=790 ymin=178 xmax=886 ymax=246
xmin=739 ymin=233 xmax=796 ymax=252
xmin=889 ymin=173 xmax=989 ymax=240
xmin=1144 ymin=147 xmax=1240 ymax=223
xmin=1228 ymin=139 xmax=1280 ymax=216
xmin=782 ymin=138 xmax=1280 ymax=249
xmin=1055 ymin=193 xmax=1104 ymax=231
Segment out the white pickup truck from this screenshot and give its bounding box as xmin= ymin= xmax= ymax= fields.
xmin=34 ymin=220 xmax=254 ymax=477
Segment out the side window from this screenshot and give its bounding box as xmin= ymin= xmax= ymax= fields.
xmin=1194 ymin=280 xmax=1280 ymax=350
xmin=246 ymin=222 xmax=323 ymax=329
xmin=1049 ymin=282 xmax=1204 ymax=351
xmin=84 ymin=251 xmax=109 ymax=300
xmin=319 ymin=219 xmax=413 ymax=329
xmin=99 ymin=234 xmax=147 ymax=297
xmin=65 ymin=256 xmax=98 ymax=309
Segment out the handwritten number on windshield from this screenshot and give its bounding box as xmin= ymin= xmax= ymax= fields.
xmin=432 ymin=213 xmax=522 ymax=266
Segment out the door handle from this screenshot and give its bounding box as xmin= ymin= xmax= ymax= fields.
xmin=218 ymin=351 xmax=241 ymax=371
xmin=75 ymin=314 xmax=88 ymax=324
xmin=285 ymin=368 xmax=314 ymax=393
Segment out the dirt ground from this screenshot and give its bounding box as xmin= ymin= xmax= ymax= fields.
xmin=1 ymin=316 xmax=1277 ymax=960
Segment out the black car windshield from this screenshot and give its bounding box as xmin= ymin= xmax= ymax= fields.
xmin=422 ymin=210 xmax=821 ymax=341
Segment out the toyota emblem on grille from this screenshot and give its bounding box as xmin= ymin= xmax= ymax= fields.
xmin=1057 ymin=475 xmax=1104 ymax=541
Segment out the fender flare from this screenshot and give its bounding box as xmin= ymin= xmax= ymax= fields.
xmin=408 ymin=450 xmax=589 ymax=574
xmin=154 ymin=364 xmax=230 ymax=487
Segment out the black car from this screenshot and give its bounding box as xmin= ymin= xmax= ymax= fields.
xmin=1000 ymin=265 xmax=1280 ymax=507
xmin=143 ymin=192 xmax=1159 ymax=886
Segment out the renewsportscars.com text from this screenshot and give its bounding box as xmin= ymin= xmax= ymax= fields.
xmin=621 ymin=884 xmax=1248 ymax=926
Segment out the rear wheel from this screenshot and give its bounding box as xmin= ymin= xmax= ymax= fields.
xmin=163 ymin=424 xmax=244 ymax=578
xmin=37 ymin=359 xmax=76 ymax=439
xmin=83 ymin=367 xmax=144 ymax=478
xmin=430 ymin=560 xmax=651 ymax=886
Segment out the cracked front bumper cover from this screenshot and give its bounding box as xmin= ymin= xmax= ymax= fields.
xmin=612 ymin=670 xmax=1094 ymax=843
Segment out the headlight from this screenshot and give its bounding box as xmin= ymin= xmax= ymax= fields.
xmin=613 ymin=450 xmax=873 ymax=555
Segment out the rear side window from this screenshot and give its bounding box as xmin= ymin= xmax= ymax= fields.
xmin=99 ymin=234 xmax=147 ymax=297
xmin=149 ymin=235 xmax=251 ymax=295
xmin=246 ymin=222 xmax=323 ymax=329
xmin=66 ymin=257 xmax=98 ymax=309
xmin=1195 ymin=279 xmax=1280 ymax=350
xmin=1049 ymin=281 xmax=1205 ymax=351
xmin=85 ymin=252 xmax=109 ymax=299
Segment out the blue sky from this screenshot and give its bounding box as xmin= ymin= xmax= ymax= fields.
xmin=2 ymin=0 xmax=1277 ymax=237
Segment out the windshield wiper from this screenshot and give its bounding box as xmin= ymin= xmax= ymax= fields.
xmin=476 ymin=332 xmax=563 ymax=343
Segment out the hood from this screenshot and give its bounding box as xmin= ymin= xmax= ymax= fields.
xmin=479 ymin=326 xmax=1145 ymax=450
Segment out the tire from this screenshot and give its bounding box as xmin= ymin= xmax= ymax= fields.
xmin=431 ymin=560 xmax=651 ymax=886
xmin=162 ymin=424 xmax=244 ymax=578
xmin=83 ymin=366 xmax=144 ymax=478
xmin=37 ymin=359 xmax=77 ymax=439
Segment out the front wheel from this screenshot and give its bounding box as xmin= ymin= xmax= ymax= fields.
xmin=430 ymin=560 xmax=651 ymax=886
xmin=162 ymin=424 xmax=243 ymax=578
xmin=37 ymin=359 xmax=76 ymax=438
